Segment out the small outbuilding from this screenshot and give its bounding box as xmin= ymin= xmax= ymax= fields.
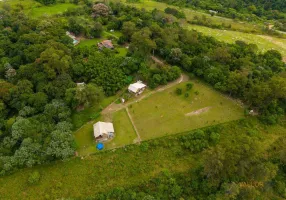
xmin=128 ymin=81 xmax=146 ymax=95
xmin=93 ymin=121 xmax=115 ymax=142
xmin=98 ymin=40 xmax=114 ymax=49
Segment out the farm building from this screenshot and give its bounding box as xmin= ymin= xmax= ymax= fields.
xmin=93 ymin=121 xmax=115 ymax=142
xmin=98 ymin=40 xmax=114 ymax=49
xmin=128 ymin=81 xmax=146 ymax=95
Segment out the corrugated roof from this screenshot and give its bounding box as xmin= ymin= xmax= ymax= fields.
xmin=93 ymin=121 xmax=114 ymax=138
xmin=128 ymin=81 xmax=146 ymax=93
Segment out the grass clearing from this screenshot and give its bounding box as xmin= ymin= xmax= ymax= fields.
xmin=188 ymin=24 xmax=286 ymax=59
xmin=128 ymin=79 xmax=244 ymax=140
xmin=105 ymin=109 xmax=138 ymax=149
xmin=0 ymin=119 xmax=285 ymax=199
xmin=73 ymin=103 xmax=137 ymax=156
xmin=27 ymin=3 xmax=78 ymax=18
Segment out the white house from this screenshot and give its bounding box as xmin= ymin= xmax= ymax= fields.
xmin=128 ymin=81 xmax=146 ymax=95
xmin=93 ymin=121 xmax=115 ymax=142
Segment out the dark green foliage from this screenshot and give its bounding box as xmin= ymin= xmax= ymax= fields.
xmin=176 ymin=88 xmax=182 ymax=95
xmin=164 ymin=7 xmax=186 ymax=19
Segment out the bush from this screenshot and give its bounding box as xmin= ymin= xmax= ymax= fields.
xmin=176 ymin=88 xmax=182 ymax=95
xmin=186 ymin=83 xmax=193 ymax=91
xmin=28 ymin=171 xmax=41 ymax=185
xmin=184 ymin=93 xmax=189 ymax=98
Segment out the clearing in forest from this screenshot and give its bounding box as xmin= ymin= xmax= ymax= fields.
xmin=127 ymin=79 xmax=244 ymax=140
xmin=187 ymin=24 xmax=286 ymax=60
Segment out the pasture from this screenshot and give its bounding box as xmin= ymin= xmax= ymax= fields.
xmin=128 ymin=80 xmax=245 ymax=140
xmin=117 ymin=0 xmax=260 ymax=33
xmin=0 ymin=119 xmax=285 ymax=199
xmin=0 ymin=0 xmax=78 ymax=18
xmin=188 ymin=24 xmax=286 ymax=59
xmin=73 ymin=108 xmax=137 ymax=155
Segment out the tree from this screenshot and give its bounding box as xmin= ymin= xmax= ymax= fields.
xmin=65 ymin=84 xmax=104 ymax=109
xmin=122 ymin=21 xmax=137 ymax=40
xmin=91 ymin=22 xmax=103 ymax=38
xmin=92 ymin=3 xmax=110 ymax=18
xmin=46 ymin=130 xmax=74 ymax=160
xmin=130 ymin=28 xmax=156 ymax=57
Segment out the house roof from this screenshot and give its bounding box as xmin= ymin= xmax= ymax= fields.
xmin=99 ymin=40 xmax=114 ymax=48
xmin=128 ymin=81 xmax=146 ymax=93
xmin=93 ymin=121 xmax=114 ymax=138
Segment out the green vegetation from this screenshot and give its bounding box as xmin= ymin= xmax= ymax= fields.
xmin=105 ymin=109 xmax=138 ymax=149
xmin=0 ymin=0 xmax=286 ymax=199
xmin=28 ymin=3 xmax=78 ymax=18
xmin=188 ymin=24 xmax=286 ymax=60
xmin=129 ymin=80 xmax=244 ymax=140
xmin=0 ymin=119 xmax=286 ymax=199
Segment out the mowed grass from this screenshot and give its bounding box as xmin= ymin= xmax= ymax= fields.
xmin=74 ymin=108 xmax=137 ymax=155
xmin=0 ymin=119 xmax=286 ymax=199
xmin=129 ymin=79 xmax=244 ymax=140
xmin=105 ymin=109 xmax=138 ymax=149
xmin=188 ymin=24 xmax=286 ymax=59
xmin=0 ymin=0 xmax=78 ymax=18
xmin=27 ymin=3 xmax=78 ymax=18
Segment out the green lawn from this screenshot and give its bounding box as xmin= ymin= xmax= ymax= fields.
xmin=105 ymin=109 xmax=138 ymax=149
xmin=73 ymin=106 xmax=137 ymax=156
xmin=129 ymin=79 xmax=245 ymax=140
xmin=27 ymin=3 xmax=78 ymax=18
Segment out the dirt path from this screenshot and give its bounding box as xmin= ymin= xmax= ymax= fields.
xmin=258 ymin=35 xmax=286 ymax=62
xmin=126 ymin=108 xmax=141 ymax=143
xmin=102 ymin=74 xmax=188 ymax=115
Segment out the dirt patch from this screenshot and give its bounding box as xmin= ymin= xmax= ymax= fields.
xmin=185 ymin=107 xmax=211 ymax=116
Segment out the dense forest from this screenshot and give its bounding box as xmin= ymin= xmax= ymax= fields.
xmin=154 ymin=0 xmax=286 ymax=31
xmin=0 ymin=1 xmax=286 ymax=198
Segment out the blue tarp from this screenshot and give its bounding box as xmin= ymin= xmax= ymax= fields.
xmin=96 ymin=143 xmax=104 ymax=150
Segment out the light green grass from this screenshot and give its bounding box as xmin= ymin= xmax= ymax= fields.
xmin=105 ymin=109 xmax=138 ymax=149
xmin=77 ymin=38 xmax=103 ymax=48
xmin=129 ymin=79 xmax=244 ymax=140
xmin=74 ymin=108 xmax=137 ymax=155
xmin=187 ymin=24 xmax=286 ymax=59
xmin=72 ymin=95 xmax=117 ymax=129
xmin=27 ymin=3 xmax=78 ymax=18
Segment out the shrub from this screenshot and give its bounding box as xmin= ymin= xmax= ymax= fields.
xmin=186 ymin=83 xmax=193 ymax=91
xmin=184 ymin=93 xmax=189 ymax=98
xmin=176 ymin=88 xmax=182 ymax=95
xmin=28 ymin=171 xmax=41 ymax=185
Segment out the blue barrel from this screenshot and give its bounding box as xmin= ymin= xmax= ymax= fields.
xmin=96 ymin=143 xmax=104 ymax=150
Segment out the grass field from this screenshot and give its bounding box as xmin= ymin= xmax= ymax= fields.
xmin=27 ymin=3 xmax=77 ymax=18
xmin=116 ymin=0 xmax=286 ymax=60
xmin=116 ymin=0 xmax=260 ymax=33
xmin=0 ymin=0 xmax=78 ymax=18
xmin=128 ymin=80 xmax=244 ymax=140
xmin=74 ymin=107 xmax=137 ymax=155
xmin=105 ymin=109 xmax=138 ymax=149
xmin=0 ymin=119 xmax=285 ymax=199
xmin=188 ymin=24 xmax=286 ymax=59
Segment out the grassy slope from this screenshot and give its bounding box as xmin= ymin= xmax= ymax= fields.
xmin=116 ymin=0 xmax=286 ymax=60
xmin=129 ymin=80 xmax=244 ymax=140
xmin=0 ymin=119 xmax=285 ymax=199
xmin=27 ymin=3 xmax=77 ymax=18
xmin=188 ymin=24 xmax=286 ymax=59
xmin=119 ymin=0 xmax=259 ymax=33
